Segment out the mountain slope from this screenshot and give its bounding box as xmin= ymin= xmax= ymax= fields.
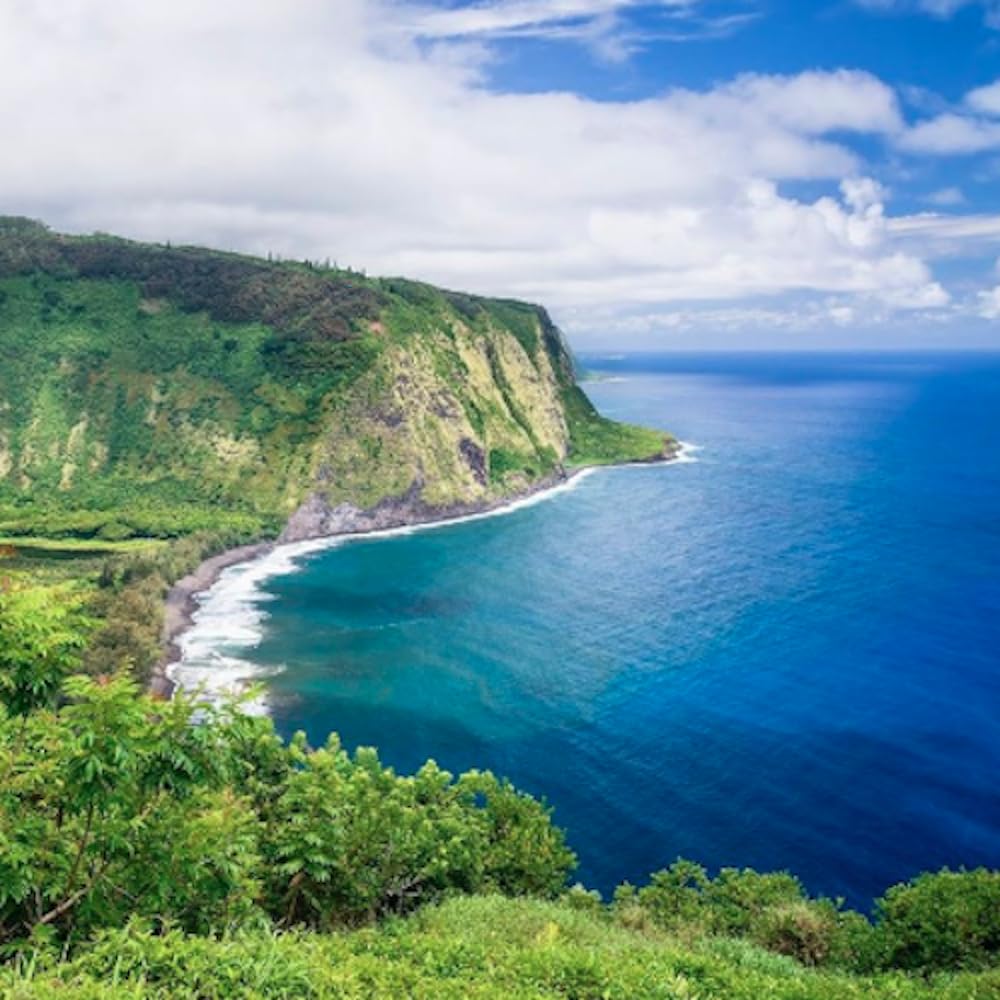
xmin=0 ymin=217 xmax=674 ymax=543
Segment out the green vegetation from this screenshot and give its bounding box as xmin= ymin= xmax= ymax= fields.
xmin=0 ymin=599 xmax=996 ymax=997
xmin=0 ymin=604 xmax=575 ymax=958
xmin=0 ymin=216 xmax=670 ymax=553
xmin=7 ymin=896 xmax=999 ymax=999
xmin=488 ymin=446 xmax=559 ymax=487
xmin=0 ymin=216 xmax=675 ymax=701
xmin=81 ymin=527 xmax=271 ymax=685
xmin=0 ymin=538 xmax=165 ymax=555
xmin=561 ymin=385 xmax=669 ymax=467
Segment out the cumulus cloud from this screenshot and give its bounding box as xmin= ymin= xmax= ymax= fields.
xmin=966 ymin=79 xmax=1000 ymax=115
xmin=897 ymin=76 xmax=1000 ymax=157
xmin=900 ymin=113 xmax=1000 ymax=154
xmin=0 ymin=0 xmax=963 ymax=337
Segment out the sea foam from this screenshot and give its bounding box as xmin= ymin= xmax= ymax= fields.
xmin=674 ymin=441 xmax=702 ymax=464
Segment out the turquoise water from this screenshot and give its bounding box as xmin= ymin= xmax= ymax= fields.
xmin=183 ymin=352 xmax=1000 ymax=907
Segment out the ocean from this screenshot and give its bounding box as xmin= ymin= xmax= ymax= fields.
xmin=174 ymin=352 xmax=1000 ymax=908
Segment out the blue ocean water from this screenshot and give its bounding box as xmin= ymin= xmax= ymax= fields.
xmin=212 ymin=353 xmax=1000 ymax=907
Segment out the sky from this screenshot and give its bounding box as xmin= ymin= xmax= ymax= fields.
xmin=3 ymin=1 xmax=1000 ymax=349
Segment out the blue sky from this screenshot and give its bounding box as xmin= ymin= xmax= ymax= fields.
xmin=3 ymin=0 xmax=1000 ymax=348
xmin=477 ymin=1 xmax=998 ymax=105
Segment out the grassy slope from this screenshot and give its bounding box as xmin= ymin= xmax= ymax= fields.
xmin=561 ymin=383 xmax=668 ymax=467
xmin=7 ymin=896 xmax=995 ymax=999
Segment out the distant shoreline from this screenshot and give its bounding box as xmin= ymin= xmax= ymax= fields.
xmin=154 ymin=445 xmax=685 ymax=701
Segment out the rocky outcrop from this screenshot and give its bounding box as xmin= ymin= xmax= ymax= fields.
xmin=279 ymin=470 xmax=572 ymax=544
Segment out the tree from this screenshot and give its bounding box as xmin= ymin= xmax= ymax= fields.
xmin=0 ymin=585 xmax=89 ymax=716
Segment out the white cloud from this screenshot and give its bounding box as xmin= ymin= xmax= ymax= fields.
xmin=0 ymin=0 xmax=961 ymax=338
xmin=673 ymin=71 xmax=902 ymax=136
xmin=899 ymin=113 xmax=1000 ymax=154
xmin=397 ymin=0 xmax=753 ymax=59
xmin=397 ymin=0 xmax=633 ymax=63
xmin=401 ymin=0 xmax=693 ymax=38
xmin=898 ymin=77 xmax=1000 ymax=158
xmin=560 ymin=291 xmax=954 ymax=342
xmin=966 ymin=79 xmax=1000 ymax=115
xmin=925 ymin=186 xmax=966 ymax=206
xmin=978 ymin=286 xmax=1000 ymax=317
xmin=887 ymin=213 xmax=1000 ymax=317
xmin=889 ymin=212 xmax=1000 ymax=246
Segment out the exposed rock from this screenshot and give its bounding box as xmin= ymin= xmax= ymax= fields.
xmin=459 ymin=438 xmax=487 ymax=486
xmin=280 ymin=468 xmax=570 ymax=544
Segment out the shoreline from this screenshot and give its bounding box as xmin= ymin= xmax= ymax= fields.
xmin=154 ymin=446 xmax=686 ymax=701
xmin=152 ymin=541 xmax=276 ymax=698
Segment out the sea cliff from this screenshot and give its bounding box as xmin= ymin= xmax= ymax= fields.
xmin=0 ymin=216 xmax=674 ymax=546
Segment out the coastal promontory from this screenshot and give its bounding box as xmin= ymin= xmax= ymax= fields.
xmin=0 ymin=216 xmax=674 ymax=547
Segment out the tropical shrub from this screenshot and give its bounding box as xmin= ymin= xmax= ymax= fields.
xmin=873 ymin=868 xmax=1000 ymax=972
xmin=0 ymin=637 xmax=576 ymax=950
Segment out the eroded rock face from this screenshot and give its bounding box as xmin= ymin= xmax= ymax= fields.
xmin=305 ymin=321 xmax=574 ymax=516
xmin=279 ymin=470 xmax=571 ymax=544
xmin=459 ymin=438 xmax=487 ymax=487
xmin=280 ymin=484 xmax=429 ymax=542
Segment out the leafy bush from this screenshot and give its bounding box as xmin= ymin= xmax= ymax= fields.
xmin=754 ymin=900 xmax=843 ymax=967
xmin=873 ymin=868 xmax=1000 ymax=972
xmin=0 ymin=656 xmax=576 ymax=950
xmin=0 ymin=583 xmax=90 ymax=715
xmin=624 ymin=861 xmax=876 ymax=970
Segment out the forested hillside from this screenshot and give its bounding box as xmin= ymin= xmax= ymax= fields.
xmin=0 ymin=218 xmax=674 ymax=690
xmin=0 ymin=217 xmax=671 ymax=545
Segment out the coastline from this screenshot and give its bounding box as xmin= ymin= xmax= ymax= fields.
xmin=153 ymin=542 xmax=276 ymax=697
xmin=154 ymin=445 xmax=686 ymax=701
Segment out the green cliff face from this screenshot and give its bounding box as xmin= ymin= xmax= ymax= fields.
xmin=0 ymin=217 xmax=674 ymax=543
